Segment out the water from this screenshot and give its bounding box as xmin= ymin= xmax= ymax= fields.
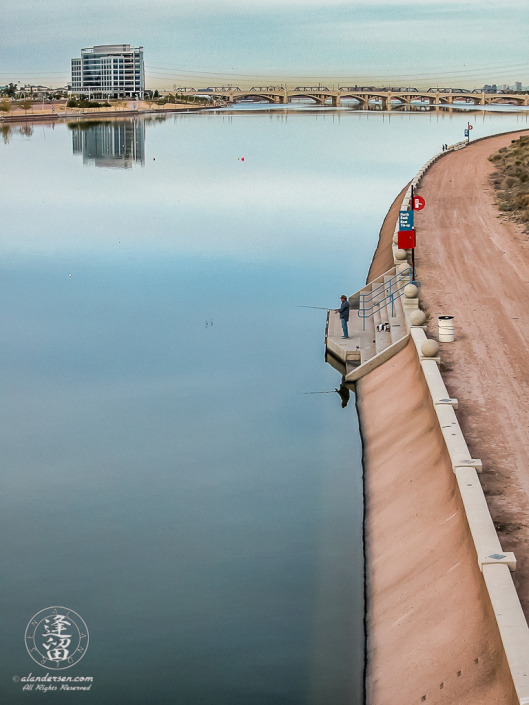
xmin=1 ymin=106 xmax=528 ymax=704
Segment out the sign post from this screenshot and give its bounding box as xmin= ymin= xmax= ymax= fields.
xmin=405 ymin=185 xmax=426 ymax=278
xmin=410 ymin=187 xmax=416 ymax=280
xmin=398 ymin=199 xmax=415 ymax=276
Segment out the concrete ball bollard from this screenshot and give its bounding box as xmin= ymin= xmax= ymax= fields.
xmin=403 ymin=283 xmax=419 ymax=298
xmin=410 ymin=309 xmax=427 ymax=326
xmin=397 ymin=263 xmax=410 ymax=274
xmin=392 ymin=233 xmax=399 ymax=244
xmin=421 ymin=339 xmax=440 ymax=357
xmin=395 ymin=249 xmax=407 ymax=260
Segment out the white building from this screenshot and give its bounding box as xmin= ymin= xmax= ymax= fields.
xmin=71 ymin=44 xmax=144 ymax=100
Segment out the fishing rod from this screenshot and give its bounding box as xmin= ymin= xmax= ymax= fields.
xmin=301 ymin=390 xmax=336 ymax=394
xmin=296 ymin=305 xmax=332 ymax=310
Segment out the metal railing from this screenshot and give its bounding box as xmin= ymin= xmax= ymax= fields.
xmin=357 ymin=267 xmax=417 ymax=330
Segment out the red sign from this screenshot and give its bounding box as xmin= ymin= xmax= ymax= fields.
xmin=412 ymin=195 xmax=425 ymax=211
xmin=398 ymin=230 xmax=416 ymax=249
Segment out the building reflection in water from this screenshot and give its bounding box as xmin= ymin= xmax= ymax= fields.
xmin=71 ymin=119 xmax=145 ymax=168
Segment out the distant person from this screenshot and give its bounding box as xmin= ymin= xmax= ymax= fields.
xmin=335 ymin=295 xmax=349 ymax=338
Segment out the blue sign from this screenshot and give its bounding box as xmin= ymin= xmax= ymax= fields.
xmin=464 ymin=129 xmax=469 ymax=137
xmin=398 ymin=210 xmax=414 ymax=231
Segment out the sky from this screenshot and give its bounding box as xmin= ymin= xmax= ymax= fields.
xmin=1 ymin=0 xmax=528 ymax=90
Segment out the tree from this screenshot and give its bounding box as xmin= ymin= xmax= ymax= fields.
xmin=3 ymin=83 xmax=17 ymax=97
xmin=20 ymin=98 xmax=32 ymax=113
xmin=0 ymin=95 xmax=11 ymax=113
xmin=153 ymin=89 xmax=159 ymax=98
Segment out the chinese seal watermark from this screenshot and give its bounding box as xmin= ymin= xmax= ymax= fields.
xmin=24 ymin=607 xmax=89 ymax=670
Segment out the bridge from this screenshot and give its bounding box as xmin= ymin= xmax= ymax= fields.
xmin=175 ymin=86 xmax=529 ymax=108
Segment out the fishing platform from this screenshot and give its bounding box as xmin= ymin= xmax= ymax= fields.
xmin=325 ymin=265 xmax=421 ymax=382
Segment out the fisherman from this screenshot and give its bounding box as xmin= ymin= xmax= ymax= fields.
xmin=335 ymin=295 xmax=349 ymax=339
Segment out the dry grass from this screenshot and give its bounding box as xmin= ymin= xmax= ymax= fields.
xmin=489 ymin=136 xmax=529 ymax=228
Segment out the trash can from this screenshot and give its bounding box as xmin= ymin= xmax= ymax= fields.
xmin=438 ymin=315 xmax=455 ymax=342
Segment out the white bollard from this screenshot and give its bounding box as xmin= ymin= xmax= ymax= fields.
xmin=438 ymin=315 xmax=455 ymax=342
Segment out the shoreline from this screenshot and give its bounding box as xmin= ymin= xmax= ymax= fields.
xmin=0 ymin=104 xmax=211 ymax=125
xmin=358 ymin=131 xmax=529 ymax=704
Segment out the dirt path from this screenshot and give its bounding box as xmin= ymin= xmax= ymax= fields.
xmin=416 ymin=131 xmax=529 ymax=616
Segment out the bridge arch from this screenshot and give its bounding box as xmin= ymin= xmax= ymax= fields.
xmin=487 ymin=95 xmax=526 ymax=105
xmin=413 ymin=93 xmax=436 ymax=104
xmin=232 ymin=93 xmax=277 ymax=104
xmin=287 ymin=92 xmax=326 ymax=104
xmin=339 ymin=94 xmax=365 ymax=106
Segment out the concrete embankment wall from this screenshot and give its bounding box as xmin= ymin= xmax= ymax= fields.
xmin=357 ymin=143 xmax=529 ymax=704
xmin=357 ymin=343 xmax=517 ymax=704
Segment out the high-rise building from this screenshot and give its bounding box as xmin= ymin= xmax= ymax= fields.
xmin=71 ymin=44 xmax=144 ymax=99
xmin=515 ymin=81 xmax=522 ymax=91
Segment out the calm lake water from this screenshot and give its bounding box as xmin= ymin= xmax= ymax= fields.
xmin=1 ymin=106 xmax=528 ymax=705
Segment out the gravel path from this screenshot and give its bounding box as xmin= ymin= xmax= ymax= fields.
xmin=417 ymin=130 xmax=529 ymax=617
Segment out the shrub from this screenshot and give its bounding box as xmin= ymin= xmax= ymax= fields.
xmin=67 ymin=97 xmax=108 ymax=109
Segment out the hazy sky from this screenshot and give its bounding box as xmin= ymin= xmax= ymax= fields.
xmin=1 ymin=0 xmax=527 ymax=89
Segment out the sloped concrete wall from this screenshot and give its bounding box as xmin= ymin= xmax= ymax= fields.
xmin=357 ymin=342 xmax=518 ymax=705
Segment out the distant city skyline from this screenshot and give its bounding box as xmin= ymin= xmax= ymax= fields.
xmin=1 ymin=0 xmax=528 ymax=89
